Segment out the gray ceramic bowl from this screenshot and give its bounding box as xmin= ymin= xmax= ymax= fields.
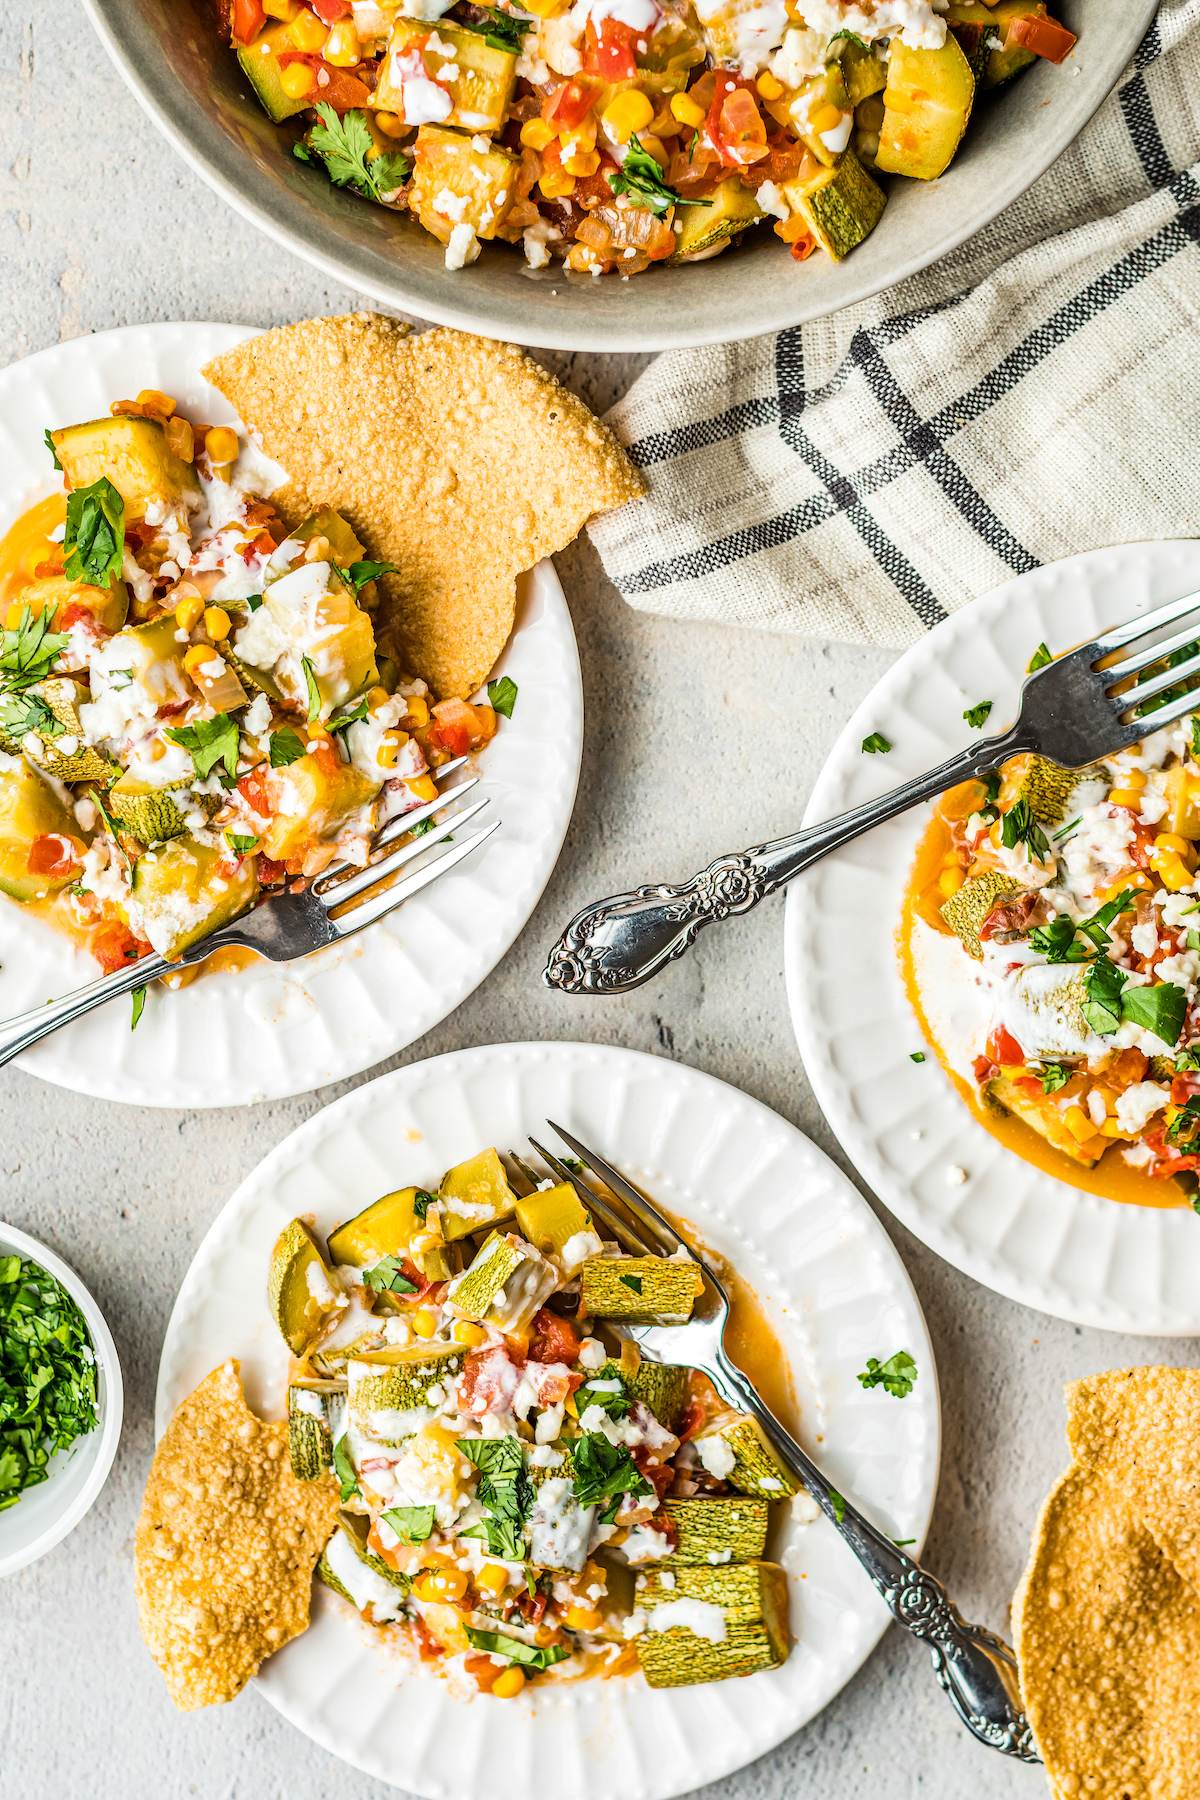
xmin=83 ymin=0 xmax=1151 ymax=351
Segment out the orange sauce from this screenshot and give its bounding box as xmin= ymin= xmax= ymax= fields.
xmin=900 ymin=779 xmax=1187 ymax=1211
xmin=0 ymin=493 xmax=66 ymax=604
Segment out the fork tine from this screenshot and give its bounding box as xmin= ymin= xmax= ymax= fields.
xmin=526 ymin=1137 xmax=659 ymax=1257
xmin=328 ymin=821 xmax=501 ymax=941
xmin=505 ymin=1151 xmax=542 ymax=1195
xmin=1099 ymin=619 xmax=1200 ymax=681
xmin=1092 ymin=589 xmax=1200 ymax=656
xmin=316 ymin=758 xmax=471 ymax=887
xmin=548 ymin=1120 xmax=694 ymax=1262
xmin=1111 ymin=684 xmax=1200 ymax=748
xmin=316 ymin=796 xmax=491 ymax=908
xmin=1110 ymin=653 xmax=1200 ymax=713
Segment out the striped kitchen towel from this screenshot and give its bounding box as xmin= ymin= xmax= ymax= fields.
xmin=587 ymin=1 xmax=1200 ymax=648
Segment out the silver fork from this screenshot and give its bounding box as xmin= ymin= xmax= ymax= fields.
xmin=0 ymin=758 xmax=498 ymax=1065
xmin=523 ymin=1119 xmax=1039 ymax=1764
xmin=543 ymin=588 xmax=1200 ymax=993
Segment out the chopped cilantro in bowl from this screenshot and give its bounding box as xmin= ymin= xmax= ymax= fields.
xmin=0 ymin=1252 xmax=98 ymax=1510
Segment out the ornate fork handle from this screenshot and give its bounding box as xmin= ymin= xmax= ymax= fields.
xmin=709 ymin=1350 xmax=1039 ymax=1763
xmin=544 ymin=726 xmax=1030 ymax=994
xmin=0 ymin=950 xmax=173 ymax=1067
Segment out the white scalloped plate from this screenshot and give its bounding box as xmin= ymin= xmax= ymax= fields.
xmin=785 ymin=540 xmax=1200 ymax=1337
xmin=157 ymin=1042 xmax=940 ymax=1798
xmin=0 ymin=325 xmax=582 ymax=1106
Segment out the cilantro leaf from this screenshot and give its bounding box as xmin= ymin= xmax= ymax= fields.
xmin=909 ymin=1051 xmax=925 ymax=1063
xmin=464 ymin=1626 xmax=571 ymax=1670
xmin=1027 ymin=642 xmax=1052 ymax=673
xmin=63 ymin=476 xmax=125 ymax=589
xmin=1052 ymin=815 xmax=1081 ymax=842
xmin=1121 ymin=981 xmax=1187 ymax=1048
xmin=333 ymin=1434 xmax=360 ymax=1503
xmin=345 ymin=559 xmax=401 ymax=595
xmin=362 ymin=1255 xmax=419 ymax=1296
xmin=856 ymin=1350 xmax=917 ymax=1398
xmin=408 ymin=818 xmax=436 ymax=837
xmin=1000 ymin=799 xmax=1051 ymax=862
xmin=570 ymin=1433 xmax=652 ymax=1509
xmin=963 ymin=701 xmax=993 ymax=729
xmin=130 ymin=986 xmax=146 ymax=1030
xmin=862 ymin=732 xmax=891 ymax=755
xmin=619 ymin=1273 xmax=643 ymax=1295
xmin=457 ymin=1436 xmax=534 ymax=1560
xmin=413 ymin=1190 xmax=436 ymax=1220
xmin=828 ymin=1488 xmax=846 ymax=1524
xmin=576 ymin=1367 xmax=632 ymax=1422
xmin=307 ymin=104 xmax=411 ymax=205
xmin=454 ymin=8 xmax=528 ymax=53
xmin=1077 ymin=887 xmax=1137 ymax=950
xmin=44 ymin=428 xmax=63 ymax=472
xmin=164 ymin=713 xmax=240 ymax=784
xmin=1082 ymin=956 xmax=1127 ymax=1036
xmin=269 ymin=725 xmax=308 ymax=767
xmin=0 ymin=607 xmax=70 ymax=695
xmin=609 ymin=141 xmax=697 ymax=216
xmin=90 ymin=787 xmax=132 ymax=873
xmin=0 ymin=690 xmax=65 ymax=745
xmin=329 ymin=697 xmax=370 ymax=735
xmin=1029 ymin=914 xmax=1082 ymax=963
xmin=381 ymin=1503 xmax=435 ymax=1545
xmin=1192 ymin=716 xmax=1200 ymax=761
xmin=487 ymin=675 xmax=518 ymax=720
xmin=1040 ymin=1063 xmax=1072 ymax=1094
xmin=0 ymin=1255 xmax=97 ymax=1511
xmin=301 ymin=655 xmax=321 ymax=722
xmin=1175 ymin=1047 xmax=1200 ymax=1072
xmin=225 ymin=831 xmax=259 ymax=854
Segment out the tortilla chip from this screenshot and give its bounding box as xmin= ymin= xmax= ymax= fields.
xmin=1066 ymin=1367 xmax=1200 ymax=1596
xmin=1012 ymin=1462 xmax=1200 ymax=1799
xmin=203 ymin=314 xmax=644 ymax=700
xmin=135 ymin=1359 xmax=338 ymax=1710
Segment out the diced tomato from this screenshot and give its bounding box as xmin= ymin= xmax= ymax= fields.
xmin=411 ymin=1615 xmax=443 ymax=1662
xmin=1006 ymin=13 xmax=1077 ymax=62
xmin=456 ymin=1345 xmax=520 ymax=1416
xmin=1171 ymin=1072 xmax=1200 ymax=1106
xmin=428 ymin=697 xmax=487 ymax=757
xmin=311 ymin=0 xmax=352 ymax=20
xmin=582 ymin=17 xmax=639 ymax=81
xmin=33 ymin=553 xmax=65 ymax=579
xmin=529 ymin=1307 xmax=582 ymax=1363
xmin=676 ymin=1397 xmax=706 ymax=1442
xmin=571 ymin=158 xmax=618 ymax=209
xmin=26 ymin=834 xmax=83 ymax=879
xmin=985 ymin=1024 xmax=1026 ymax=1068
xmin=91 ymin=921 xmax=151 ymax=975
xmin=257 ymin=854 xmax=287 ymax=887
xmin=973 ymin=1053 xmax=1000 ymax=1085
xmin=231 ymin=0 xmax=266 ymax=45
xmin=707 ymin=72 xmax=768 ymax=169
xmin=1105 ymin=1047 xmax=1149 ymax=1091
xmin=630 ymin=1447 xmax=675 ymax=1498
xmin=237 ymin=765 xmax=274 ymax=820
xmin=773 ymin=215 xmax=816 ymax=259
xmin=465 ymin=1652 xmax=501 ymax=1692
xmin=543 ymin=79 xmax=600 ymax=131
xmin=1141 ymin=1127 xmax=1199 ymax=1180
xmin=275 ymin=52 xmax=373 ymax=112
xmin=240 ymin=529 xmax=277 ymax=564
xmin=515 ymin=1585 xmax=550 ymax=1624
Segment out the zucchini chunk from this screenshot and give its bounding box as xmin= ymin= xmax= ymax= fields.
xmin=348 ymin=1343 xmax=466 ymax=1443
xmin=236 ymin=20 xmax=314 ymax=124
xmin=318 ymin=1514 xmax=411 ymax=1620
xmin=409 ymin=125 xmax=518 ymax=244
xmin=95 ymin=613 xmax=192 ymax=720
xmin=375 ymin=20 xmax=518 ymax=135
xmin=1004 ymin=963 xmax=1090 ymax=1060
xmin=292 ymin=506 xmax=366 ymax=571
xmin=580 ymin=1358 xmax=689 ymax=1434
xmin=984 ymin=1 xmax=1043 ymax=86
xmin=268 ymin=1218 xmax=345 ymax=1357
xmin=876 ymin=34 xmax=975 ymax=181
xmin=636 ymin=1561 xmax=789 ymax=1687
xmin=946 ymin=2 xmax=999 ymax=81
xmin=579 ymin=1256 xmax=704 ymax=1325
xmin=328 ymin=1187 xmax=450 ymax=1287
xmin=287 ymin=1379 xmax=346 ymax=1482
xmin=0 ymin=678 xmax=116 ymax=786
xmin=108 ymin=772 xmax=220 ymax=848
xmin=50 ymin=416 xmax=200 ymax=521
xmin=939 ymin=871 xmax=1023 ymax=960
xmin=833 ymin=34 xmax=889 ymax=105
xmin=129 ymin=835 xmax=259 ymax=960
xmin=1162 ymin=763 xmax=1200 ymax=840
xmin=986 ymin=1074 xmax=1099 ymax=1167
xmin=782 ymin=149 xmax=886 ymax=262
xmin=437 ymin=1147 xmax=520 ymax=1243
xmin=996 ymin=752 xmax=1083 ymax=828
xmin=659 ymin=1495 xmax=770 ymax=1563
xmin=514 ymin=1181 xmax=599 ymax=1272
xmin=669 ymin=178 xmax=764 ymax=262
xmin=0 ymin=761 xmax=84 ymax=903
xmin=447 ymin=1230 xmax=557 ymax=1332
xmin=695 ymin=1415 xmax=799 ymax=1500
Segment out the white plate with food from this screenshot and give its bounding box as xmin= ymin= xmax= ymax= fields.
xmin=149 ymin=1040 xmax=939 ymax=1798
xmin=786 ymin=538 xmax=1200 ymax=1336
xmin=0 ymin=317 xmax=634 ymax=1106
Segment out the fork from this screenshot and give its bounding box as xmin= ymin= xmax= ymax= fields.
xmin=0 ymin=757 xmax=499 ymax=1066
xmin=520 ymin=1119 xmax=1039 ymax=1764
xmin=543 ymin=587 xmax=1200 ymax=993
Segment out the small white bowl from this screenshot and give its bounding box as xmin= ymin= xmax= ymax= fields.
xmin=0 ymin=1223 xmax=123 ymax=1578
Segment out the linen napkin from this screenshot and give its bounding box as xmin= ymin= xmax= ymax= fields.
xmin=587 ymin=1 xmax=1200 ymax=649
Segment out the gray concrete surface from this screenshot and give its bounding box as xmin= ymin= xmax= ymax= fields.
xmin=2 ymin=6 xmax=1196 ymax=1798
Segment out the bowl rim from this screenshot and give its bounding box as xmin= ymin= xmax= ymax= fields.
xmin=0 ymin=1222 xmax=124 ymax=1578
xmin=78 ymin=0 xmax=1156 ymax=353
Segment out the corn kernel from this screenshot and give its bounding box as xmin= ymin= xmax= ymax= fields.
xmin=602 ymin=90 xmax=654 ymax=143
xmin=404 ymin=696 xmax=429 ymax=728
xmin=288 ymin=8 xmax=328 ymax=50
xmin=522 ymin=0 xmax=568 ymax=15
xmin=366 ymin=685 xmax=392 ymax=716
xmin=280 ymin=60 xmax=316 ymax=97
xmin=937 ymin=865 xmax=965 ymax=899
xmin=521 ymin=117 xmax=559 ymax=150
xmin=1064 ymin=1105 xmax=1098 ymax=1144
xmin=1154 ymin=853 xmax=1194 ymax=892
xmin=756 ymin=70 xmax=784 ymax=100
xmin=377 ymin=728 xmax=409 ymax=769
xmin=538 ymin=167 xmax=577 ymax=199
xmin=1155 ymin=833 xmax=1194 ymax=857
xmin=491 ymin=1667 xmax=526 ymax=1699
xmin=204 ymin=606 xmax=232 ymax=642
xmin=1113 ymin=767 xmax=1147 ymax=790
xmin=263 ymin=0 xmax=302 ymax=16
xmin=1099 ymin=1119 xmax=1130 ymax=1137
xmin=1107 ymin=789 xmax=1143 ymax=811
xmin=184 ymin=645 xmax=218 ymax=679
xmin=135 ymin=388 xmax=176 ymax=416
xmin=562 ymin=146 xmax=600 ymax=177
xmin=420 ymin=1566 xmax=469 ymax=1602
xmin=405 ymin=773 xmax=440 ymax=804
xmin=413 ymin=1306 xmax=438 ymax=1338
xmin=205 ymin=426 xmax=239 ymax=469
xmin=564 ymin=1605 xmax=603 ymax=1631
xmin=375 ymin=110 xmax=407 ymax=137
xmin=324 ymin=19 xmax=360 ymax=64
xmin=175 ymin=593 xmax=205 ymax=632
xmin=670 ymin=91 xmax=706 ymax=128
xmin=809 ymin=102 xmax=844 ymax=133
xmin=476 ymin=1563 xmax=509 ymax=1595
xmin=4 ymin=602 xmax=25 ymax=630
xmin=453 ymin=1319 xmax=487 ymax=1346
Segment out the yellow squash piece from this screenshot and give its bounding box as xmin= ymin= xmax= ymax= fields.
xmin=660 ymin=1496 xmax=770 ymax=1563
xmin=876 ymin=34 xmax=975 ymax=181
xmin=268 ymin=1219 xmax=345 ymax=1357
xmin=514 ymin=1181 xmax=596 ymax=1267
xmin=375 ymin=21 xmax=518 ymax=135
xmin=130 ymin=835 xmax=260 ymax=960
xmin=0 ymin=678 xmax=116 ymax=786
xmin=782 ymin=149 xmax=886 ymax=262
xmin=327 ymin=1186 xmax=449 ymax=1286
xmin=348 ymin=1344 xmax=466 ymax=1440
xmin=108 ymin=771 xmax=220 ymax=847
xmin=409 ymin=125 xmax=518 ymax=244
xmin=697 ymin=1414 xmax=800 ymax=1500
xmin=670 ymin=177 xmax=764 ymax=262
xmin=997 ymin=753 xmax=1082 ymax=828
xmin=447 ymin=1230 xmax=557 ymax=1331
xmin=437 ymin=1146 xmax=520 ymax=1243
xmin=293 ymin=506 xmax=366 ymax=570
xmin=985 ymin=1075 xmax=1100 ymax=1168
xmin=0 ymin=761 xmax=84 ymax=903
xmin=15 ymin=572 xmax=128 ymax=635
xmin=51 ymin=415 xmax=200 ymax=521
xmin=258 ymin=752 xmax=379 ymax=862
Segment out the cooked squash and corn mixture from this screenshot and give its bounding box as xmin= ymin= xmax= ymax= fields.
xmin=906 ymin=695 xmax=1200 ymax=1203
xmin=0 ymin=392 xmax=505 ymax=974
xmin=267 ymin=1148 xmax=802 ymax=1693
xmin=214 ymin=0 xmax=1076 ymax=276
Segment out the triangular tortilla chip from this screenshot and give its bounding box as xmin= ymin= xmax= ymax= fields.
xmin=204 ymin=314 xmax=644 ymax=699
xmin=135 ymin=1359 xmax=338 ymax=1710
